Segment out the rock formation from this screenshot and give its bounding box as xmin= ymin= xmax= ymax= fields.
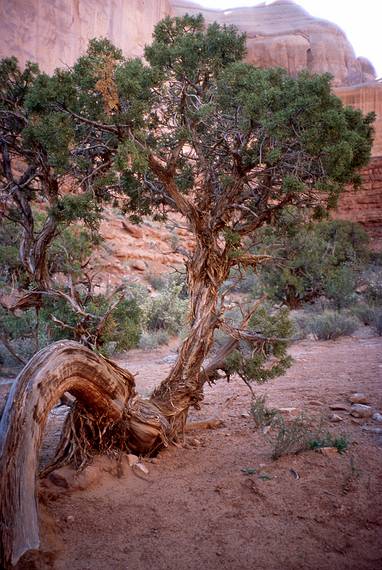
xmin=171 ymin=0 xmax=376 ymax=87
xmin=0 ymin=0 xmax=376 ymax=87
xmin=0 ymin=0 xmax=170 ymax=74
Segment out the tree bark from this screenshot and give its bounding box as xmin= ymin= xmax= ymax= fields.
xmin=0 ymin=237 xmax=232 ymax=568
xmin=151 ymin=235 xmax=230 ymax=436
xmin=0 ymin=341 xmax=136 ymax=568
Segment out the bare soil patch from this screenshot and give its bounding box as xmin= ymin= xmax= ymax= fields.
xmin=15 ymin=335 xmax=382 ymax=569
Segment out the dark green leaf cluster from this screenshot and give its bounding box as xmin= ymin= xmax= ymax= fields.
xmin=255 ymin=213 xmax=370 ymax=308
xmin=223 ymin=306 xmax=293 ymax=384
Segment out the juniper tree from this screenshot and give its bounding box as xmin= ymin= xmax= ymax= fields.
xmin=0 ymin=15 xmax=374 ymax=567
xmin=0 ymin=51 xmax=142 ymax=353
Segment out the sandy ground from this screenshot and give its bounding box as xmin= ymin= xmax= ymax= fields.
xmin=8 ymin=332 xmax=382 ymax=569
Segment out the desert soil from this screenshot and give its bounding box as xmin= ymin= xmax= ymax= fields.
xmin=9 ymin=332 xmax=382 ymax=569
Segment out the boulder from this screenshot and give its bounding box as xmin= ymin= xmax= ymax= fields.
xmin=350 ymin=404 xmax=374 ymax=418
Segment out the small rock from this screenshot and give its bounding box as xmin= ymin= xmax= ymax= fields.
xmin=278 ymin=407 xmax=299 ymax=417
xmin=66 ymin=515 xmax=75 ymax=523
xmin=372 ymin=412 xmax=382 ymax=423
xmin=189 ymin=438 xmax=201 ymax=447
xmin=362 ymin=426 xmax=382 ymax=434
xmin=308 ymin=400 xmax=324 ymax=407
xmin=349 ymin=393 xmax=369 ymax=405
xmin=351 ymin=418 xmax=364 ymax=425
xmin=49 ymin=471 xmax=70 ymax=489
xmin=262 ymin=425 xmax=271 ymax=435
xmin=130 ymin=259 xmax=146 ymax=271
xmin=329 ymin=403 xmax=350 ymax=412
xmin=329 ymin=413 xmax=344 ymax=423
xmin=122 ymin=221 xmax=144 ymax=239
xmin=241 ymin=412 xmax=250 ymax=419
xmin=149 ymin=457 xmax=160 ymax=464
xmin=134 ymin=462 xmax=149 ymax=476
xmin=160 ymin=353 xmax=178 ymax=364
xmin=318 ymin=447 xmax=338 ymax=456
xmin=350 ymin=404 xmax=373 ymax=418
xmin=127 ymin=454 xmax=139 ymax=467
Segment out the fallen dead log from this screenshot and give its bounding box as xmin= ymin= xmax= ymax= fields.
xmin=0 ymin=340 xmax=136 ymax=568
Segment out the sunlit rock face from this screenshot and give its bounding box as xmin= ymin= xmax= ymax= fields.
xmin=335 ymin=82 xmax=382 ymax=158
xmin=0 ymin=0 xmax=376 ymax=86
xmin=171 ymin=0 xmax=376 ymax=86
xmin=0 ymin=0 xmax=170 ymax=74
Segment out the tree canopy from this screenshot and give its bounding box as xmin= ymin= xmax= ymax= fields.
xmin=0 ymin=15 xmax=376 ymax=568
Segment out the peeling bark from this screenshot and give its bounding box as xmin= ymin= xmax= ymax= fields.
xmin=0 ymin=341 xmax=136 ymax=568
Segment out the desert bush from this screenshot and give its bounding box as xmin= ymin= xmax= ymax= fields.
xmin=307 ymin=311 xmax=359 ymax=340
xmin=362 ymin=266 xmax=382 ymax=303
xmin=254 ymin=216 xmax=370 ymax=309
xmin=373 ymin=312 xmax=382 ymax=336
xmin=271 ymin=415 xmax=349 ymax=459
xmin=146 ymin=273 xmax=167 ymax=291
xmin=139 ymin=330 xmax=170 ymax=350
xmin=351 ymin=302 xmax=379 ymax=326
xmin=250 ymin=395 xmax=279 ymax=428
xmin=143 ymin=278 xmax=188 ymax=335
xmin=271 ymin=414 xmax=313 ymax=460
xmin=308 ymin=433 xmax=349 ymax=454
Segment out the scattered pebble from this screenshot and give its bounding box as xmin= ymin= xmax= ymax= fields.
xmin=318 ymin=447 xmax=338 ymax=456
xmin=308 ymin=400 xmax=324 ymax=407
xmin=362 ymin=426 xmax=382 ymax=434
xmin=329 ymin=403 xmax=350 ymax=412
xmin=66 ymin=515 xmax=75 ymax=523
xmin=329 ymin=413 xmax=344 ymax=423
xmin=241 ymin=412 xmax=250 ymax=419
xmin=372 ymin=412 xmax=382 ymax=423
xmin=349 ymin=393 xmax=369 ymax=405
xmin=350 ymin=404 xmax=373 ymax=418
xmin=134 ymin=462 xmax=149 ymax=476
xmin=127 ymin=454 xmax=139 ymax=467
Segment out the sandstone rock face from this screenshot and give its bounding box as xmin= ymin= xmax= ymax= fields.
xmin=0 ymin=0 xmax=170 ymax=74
xmin=335 ymin=82 xmax=382 ymax=158
xmin=333 ymin=158 xmax=382 ymax=241
xmin=171 ymin=0 xmax=376 ymax=87
xmin=0 ymin=0 xmax=376 ymax=87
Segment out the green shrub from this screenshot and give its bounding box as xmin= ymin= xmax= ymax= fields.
xmin=254 ymin=216 xmax=370 ymax=309
xmin=143 ymin=278 xmax=188 ymax=335
xmin=146 ymin=273 xmax=167 ymax=291
xmin=351 ymin=302 xmax=378 ymax=326
xmin=223 ymin=306 xmax=293 ymax=384
xmin=307 ymin=311 xmax=359 ymax=340
xmin=308 ymin=433 xmax=349 ymax=454
xmin=250 ymin=395 xmax=279 ymax=428
xmin=271 ymin=414 xmax=312 ymax=460
xmin=139 ymin=330 xmax=170 ymax=350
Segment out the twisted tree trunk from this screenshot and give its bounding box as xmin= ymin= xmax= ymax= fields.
xmin=0 ymin=237 xmax=231 ymax=568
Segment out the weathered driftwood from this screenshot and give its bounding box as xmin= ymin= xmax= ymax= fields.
xmin=0 ymin=340 xmax=136 ymax=568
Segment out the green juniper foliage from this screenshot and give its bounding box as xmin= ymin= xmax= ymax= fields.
xmin=254 ymin=212 xmax=370 ymax=308
xmin=0 ymin=15 xmax=374 ymax=384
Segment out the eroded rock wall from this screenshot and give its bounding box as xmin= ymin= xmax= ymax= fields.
xmin=171 ymin=0 xmax=376 ymax=87
xmin=334 ymin=158 xmax=382 ymax=242
xmin=0 ymin=0 xmax=170 ymax=73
